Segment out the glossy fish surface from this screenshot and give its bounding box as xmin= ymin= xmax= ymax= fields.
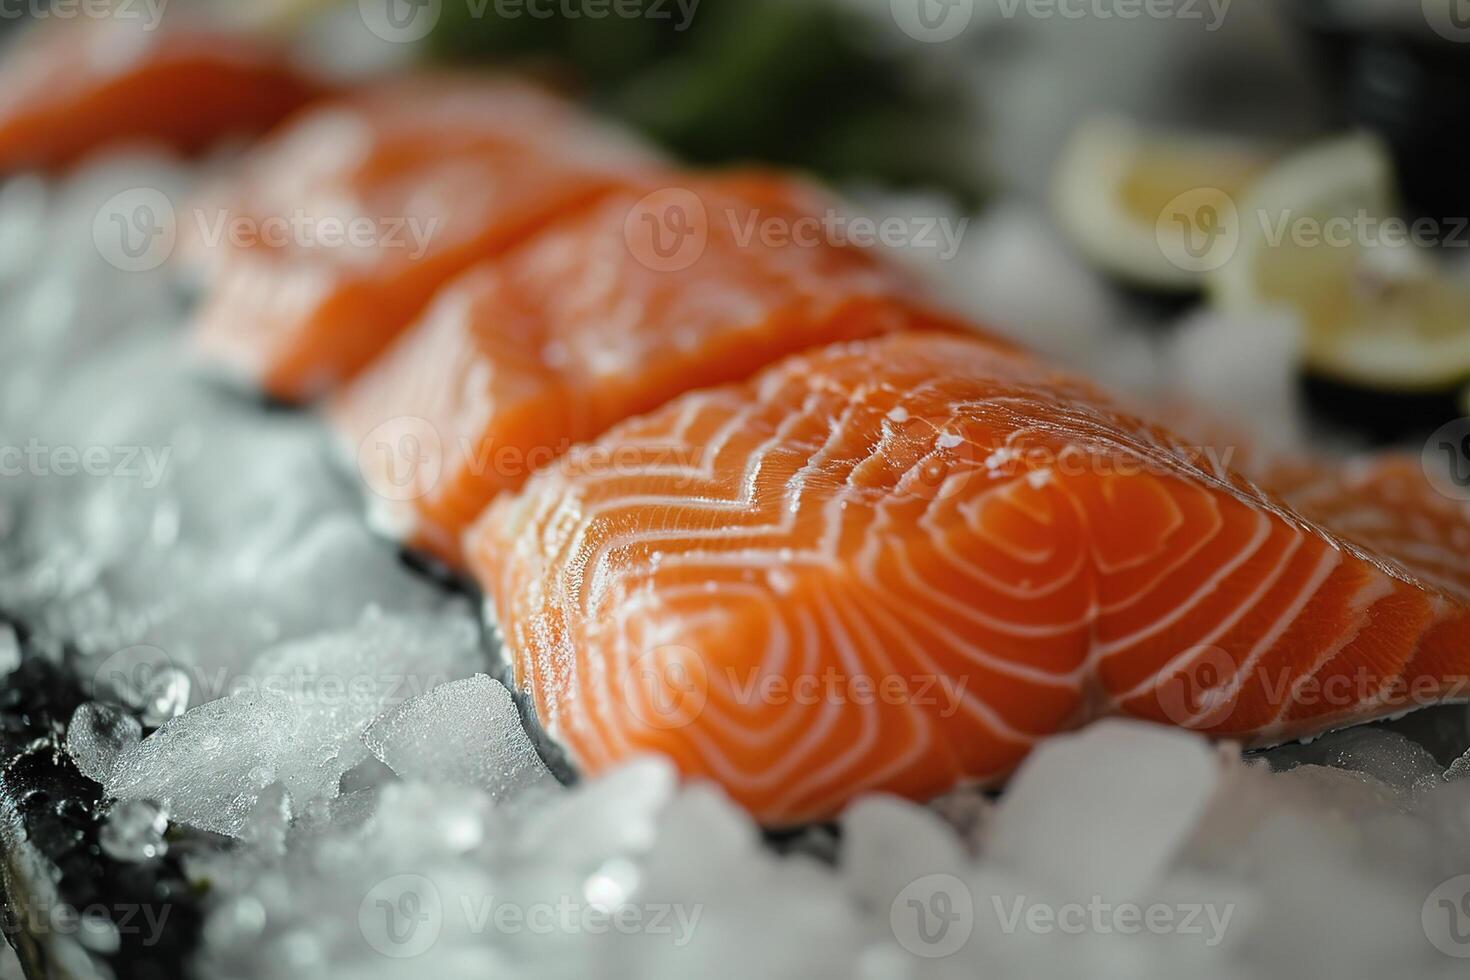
xmin=190 ymin=75 xmax=657 ymax=401
xmin=470 ymin=332 xmax=1470 ymax=824
xmin=335 ymin=174 xmax=967 ymax=566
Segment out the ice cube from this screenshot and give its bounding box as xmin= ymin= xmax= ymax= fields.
xmin=0 ymin=623 xmax=18 ymax=674
xmin=371 ymin=780 xmax=497 ymax=858
xmin=240 ymin=784 xmax=295 ymax=859
xmin=842 ymin=794 xmax=968 ymax=915
xmin=515 ymin=757 xmax=678 ymax=866
xmin=0 ymin=934 xmax=23 ymax=980
xmin=1241 ymin=812 xmax=1436 ymax=979
xmin=0 ymin=175 xmax=49 ymax=284
xmin=926 ymin=787 xmax=993 ymax=851
xmin=104 ymin=608 xmax=480 ymax=836
xmin=107 ymin=691 xmax=295 ymax=837
xmin=65 ymin=701 xmax=143 ymax=784
xmin=139 ymin=665 xmax=191 ymax=727
xmin=630 ymin=787 xmax=859 ymax=980
xmin=1323 ymin=728 xmax=1444 ymax=793
xmin=985 ymin=719 xmax=1220 ymax=899
xmin=245 ymin=609 xmax=481 ymax=806
xmin=125 ymin=518 xmax=451 ymax=705
xmin=0 ymin=340 xmax=398 ymax=681
xmin=1375 ymin=704 xmax=1470 ymax=770
xmin=643 ymin=782 xmax=760 ymax=879
xmin=1267 ymin=727 xmax=1443 ymax=794
xmin=99 ymin=799 xmax=170 ymax=862
xmin=1163 ymin=308 xmax=1305 ymax=454
xmin=938 ymin=202 xmax=1157 ymax=392
xmin=362 ymin=674 xmax=555 ymax=804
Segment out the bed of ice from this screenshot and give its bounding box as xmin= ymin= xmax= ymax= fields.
xmin=4 ymin=142 xmax=1470 ymax=980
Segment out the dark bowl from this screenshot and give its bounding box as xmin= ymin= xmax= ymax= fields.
xmin=1283 ymin=0 xmax=1470 ymax=222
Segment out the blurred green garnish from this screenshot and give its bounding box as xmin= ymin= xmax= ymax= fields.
xmin=426 ymin=0 xmax=984 ymax=204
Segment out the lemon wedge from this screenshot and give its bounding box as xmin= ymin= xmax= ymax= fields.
xmin=1052 ymin=115 xmax=1273 ymax=291
xmin=1210 ymin=134 xmax=1470 ymax=391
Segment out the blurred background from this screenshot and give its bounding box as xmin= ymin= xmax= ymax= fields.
xmin=6 ymin=0 xmax=1470 ymax=449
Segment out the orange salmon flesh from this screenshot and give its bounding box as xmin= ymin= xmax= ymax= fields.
xmin=469 ymin=332 xmax=1470 ymax=825
xmin=332 ymin=173 xmax=973 ymax=567
xmin=0 ymin=18 xmax=322 ymax=172
xmin=188 ymin=75 xmax=660 ymax=401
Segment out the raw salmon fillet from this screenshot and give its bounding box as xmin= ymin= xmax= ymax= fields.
xmin=189 ymin=75 xmax=658 ymax=401
xmin=0 ymin=17 xmax=321 ymax=172
xmin=469 ymin=332 xmax=1470 ymax=825
xmin=333 ymin=174 xmax=971 ymax=567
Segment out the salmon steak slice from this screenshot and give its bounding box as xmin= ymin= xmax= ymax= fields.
xmin=188 ymin=75 xmax=659 ymax=401
xmin=333 ymin=174 xmax=971 ymax=568
xmin=468 ymin=331 xmax=1470 ymax=825
xmin=0 ymin=16 xmax=322 ymax=172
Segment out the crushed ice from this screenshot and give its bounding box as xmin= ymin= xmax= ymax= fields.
xmin=98 ymin=799 xmax=171 ymax=863
xmin=184 ymin=720 xmax=1470 ymax=980
xmin=362 ymin=674 xmax=556 ymax=804
xmin=65 ymin=701 xmax=143 ymax=785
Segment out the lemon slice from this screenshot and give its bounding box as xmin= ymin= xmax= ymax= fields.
xmin=1052 ymin=115 xmax=1273 ymax=291
xmin=1210 ymin=134 xmax=1470 ymax=391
